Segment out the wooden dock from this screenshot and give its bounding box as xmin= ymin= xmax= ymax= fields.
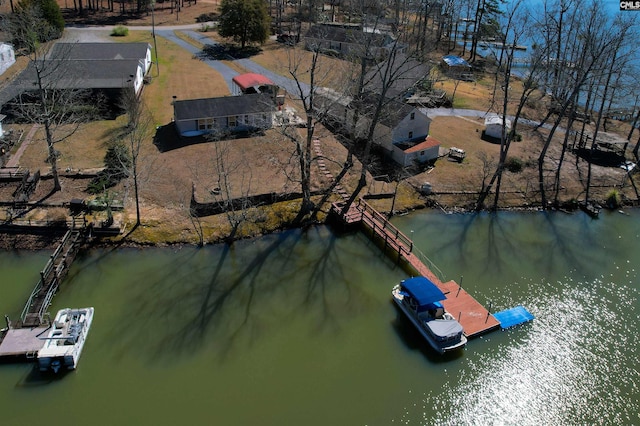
xmin=19 ymin=220 xmax=85 ymax=328
xmin=332 ymin=199 xmax=500 ymax=337
xmin=0 ymin=219 xmax=87 ymax=360
xmin=0 ymin=326 xmax=49 ymax=360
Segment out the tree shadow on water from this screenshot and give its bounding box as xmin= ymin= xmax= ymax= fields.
xmin=120 ymin=231 xmax=303 ymax=361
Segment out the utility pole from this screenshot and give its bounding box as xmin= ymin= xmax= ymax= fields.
xmin=152 ymin=0 xmax=160 ymax=76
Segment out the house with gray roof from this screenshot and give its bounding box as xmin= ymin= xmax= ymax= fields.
xmin=49 ymin=42 xmax=152 ymax=75
xmin=314 ymin=89 xmax=431 ymax=164
xmin=364 ymin=52 xmax=432 ymax=100
xmin=304 ymin=23 xmax=398 ymax=59
xmin=0 ymin=42 xmax=151 ymax=117
xmin=173 ymin=93 xmax=276 ymax=137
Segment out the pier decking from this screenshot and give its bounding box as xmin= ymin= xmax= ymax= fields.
xmin=0 ymin=219 xmax=87 ymax=361
xmin=332 ymin=199 xmax=500 ymax=337
xmin=0 ymin=326 xmax=48 ymax=359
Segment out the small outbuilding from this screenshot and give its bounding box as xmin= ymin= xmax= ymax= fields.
xmin=484 ymin=114 xmax=511 ymax=139
xmin=0 ymin=43 xmax=15 ymax=76
xmin=441 ymin=55 xmax=472 ymax=79
xmin=232 ymin=73 xmax=278 ymax=96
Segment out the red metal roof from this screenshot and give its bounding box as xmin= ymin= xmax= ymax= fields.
xmin=232 ymin=73 xmax=275 ymax=90
xmin=404 ymin=135 xmax=441 ymax=153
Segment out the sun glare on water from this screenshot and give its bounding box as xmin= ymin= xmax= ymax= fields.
xmin=400 ymin=271 xmax=639 ymax=425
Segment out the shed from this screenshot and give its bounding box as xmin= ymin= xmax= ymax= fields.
xmin=232 ymin=73 xmax=278 ymax=96
xmin=0 ymin=43 xmax=16 ymax=76
xmin=441 ymin=55 xmax=471 ymax=78
xmin=484 ymin=115 xmax=511 ymax=139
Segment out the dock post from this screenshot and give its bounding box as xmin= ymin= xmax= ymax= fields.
xmin=485 ymin=302 xmax=492 ymax=323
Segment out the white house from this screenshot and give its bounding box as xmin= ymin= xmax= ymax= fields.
xmin=0 ymin=43 xmax=16 ymax=76
xmin=392 ymin=135 xmax=441 ymax=167
xmin=484 ymin=114 xmax=511 ymax=139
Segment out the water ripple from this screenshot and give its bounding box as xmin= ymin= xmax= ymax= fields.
xmin=417 ymin=276 xmax=639 ymax=425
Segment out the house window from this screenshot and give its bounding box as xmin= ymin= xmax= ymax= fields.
xmin=244 ymin=115 xmax=249 ymax=124
xmin=410 ymin=112 xmax=415 ymax=120
xmin=228 ymin=116 xmax=237 ymax=127
xmin=198 ymin=118 xmax=214 ymax=130
xmin=420 ymin=150 xmax=425 ymax=156
xmin=408 ymin=131 xmax=413 ymax=139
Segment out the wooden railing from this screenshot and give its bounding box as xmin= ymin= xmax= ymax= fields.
xmin=19 ymin=227 xmax=83 ymax=325
xmin=355 ymin=199 xmax=413 ymax=254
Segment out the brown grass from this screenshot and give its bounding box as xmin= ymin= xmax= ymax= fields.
xmin=1 ymin=2 xmax=637 ymax=244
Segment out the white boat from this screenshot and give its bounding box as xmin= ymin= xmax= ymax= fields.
xmin=37 ymin=307 xmax=94 ymax=373
xmin=392 ymin=277 xmax=467 ymax=354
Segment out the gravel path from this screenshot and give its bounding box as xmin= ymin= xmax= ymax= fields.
xmin=422 ymin=107 xmax=557 ymax=131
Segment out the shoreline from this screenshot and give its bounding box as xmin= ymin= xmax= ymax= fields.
xmin=1 ymin=198 xmax=633 ymax=252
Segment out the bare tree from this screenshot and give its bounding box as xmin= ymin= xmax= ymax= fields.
xmin=535 ymin=0 xmax=627 ymax=208
xmin=4 ymin=4 xmax=99 ymax=192
xmin=340 ymin=15 xmax=433 ymax=214
xmin=583 ymin=17 xmax=636 ymax=204
xmin=212 ymin=138 xmax=257 ymax=241
xmin=119 ymin=89 xmax=153 ymax=227
xmin=475 ymin=0 xmax=549 ymax=209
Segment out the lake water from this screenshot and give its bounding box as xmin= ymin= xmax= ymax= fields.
xmin=1 ymin=210 xmax=638 ymax=425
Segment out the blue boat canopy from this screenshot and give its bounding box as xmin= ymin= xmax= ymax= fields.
xmin=401 ymin=277 xmax=446 ymax=307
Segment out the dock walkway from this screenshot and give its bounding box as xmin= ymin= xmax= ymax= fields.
xmin=19 ymin=220 xmax=85 ymax=328
xmin=0 ymin=218 xmax=87 ymax=361
xmin=331 ymin=199 xmax=500 ymax=337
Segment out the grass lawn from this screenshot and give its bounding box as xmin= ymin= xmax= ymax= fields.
xmin=1 ymin=3 xmax=636 ymax=243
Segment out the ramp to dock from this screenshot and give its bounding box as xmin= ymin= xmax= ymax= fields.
xmin=494 ymin=306 xmax=535 ymax=329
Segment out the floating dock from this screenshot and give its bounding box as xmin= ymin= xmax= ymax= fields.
xmin=494 ymin=305 xmax=535 ymax=329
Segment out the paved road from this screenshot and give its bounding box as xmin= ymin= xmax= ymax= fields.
xmin=178 ymin=30 xmax=310 ymax=97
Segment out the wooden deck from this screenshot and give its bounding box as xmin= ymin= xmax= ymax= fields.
xmin=331 ymin=199 xmax=500 ymax=338
xmin=0 ymin=326 xmax=49 ymax=359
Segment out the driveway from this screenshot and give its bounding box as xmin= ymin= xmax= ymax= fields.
xmin=178 ymin=30 xmax=310 ymax=98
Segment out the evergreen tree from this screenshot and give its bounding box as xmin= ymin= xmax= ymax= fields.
xmin=7 ymin=0 xmax=64 ymax=50
xmin=218 ymin=0 xmax=270 ymax=49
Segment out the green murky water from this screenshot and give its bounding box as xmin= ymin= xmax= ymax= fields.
xmin=1 ymin=210 xmax=638 ymax=425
